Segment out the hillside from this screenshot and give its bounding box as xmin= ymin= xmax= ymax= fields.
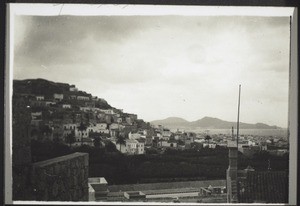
xmin=151 ymin=116 xmax=281 ymax=130
xmin=13 ymin=78 xmax=112 ymax=109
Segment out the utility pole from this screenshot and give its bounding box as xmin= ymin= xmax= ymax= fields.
xmin=236 ymin=84 xmax=241 ymax=202
xmin=237 ymin=84 xmax=241 ymax=150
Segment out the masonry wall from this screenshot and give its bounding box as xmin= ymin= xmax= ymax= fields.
xmin=30 ymin=152 xmax=89 ymax=201
xmin=12 ymin=95 xmax=34 ymax=200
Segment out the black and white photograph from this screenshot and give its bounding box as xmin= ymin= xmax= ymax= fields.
xmin=5 ymin=4 xmax=297 ymax=204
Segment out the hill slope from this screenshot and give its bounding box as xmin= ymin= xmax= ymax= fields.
xmin=13 ymin=78 xmax=112 ymax=109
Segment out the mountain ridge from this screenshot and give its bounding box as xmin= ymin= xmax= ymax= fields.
xmin=151 ymin=116 xmax=281 ymax=130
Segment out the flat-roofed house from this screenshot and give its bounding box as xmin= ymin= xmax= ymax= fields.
xmin=77 ymin=95 xmax=90 ymax=101
xmin=53 ymin=93 xmax=64 ymax=101
xmin=62 ymin=104 xmax=71 ymax=109
xmin=69 ymin=85 xmax=78 ymax=92
xmin=125 ymin=139 xmax=145 ymax=155
xmin=88 ymin=177 xmax=108 ymax=201
xmin=36 ymin=95 xmax=44 ymax=101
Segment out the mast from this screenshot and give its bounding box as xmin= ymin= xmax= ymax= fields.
xmin=237 ymin=85 xmax=241 ymax=148
xmin=236 ymin=84 xmax=241 ymax=201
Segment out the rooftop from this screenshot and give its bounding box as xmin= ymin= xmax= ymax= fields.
xmin=88 ymin=177 xmax=108 ymax=184
xmin=107 ymin=179 xmax=226 ymax=192
xmin=239 ymin=171 xmax=288 ymax=203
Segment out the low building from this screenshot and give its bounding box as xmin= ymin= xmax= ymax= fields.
xmin=95 ymin=123 xmax=108 ymax=130
xmin=109 ymin=123 xmax=120 ymax=130
xmin=125 ymin=139 xmax=145 ymax=155
xmin=69 ymin=85 xmax=78 ymax=92
xmin=75 ymin=128 xmax=89 ymax=141
xmin=45 ymin=101 xmax=56 ymax=106
xmin=69 ymin=95 xmax=77 ymax=100
xmin=80 ymin=107 xmax=91 ymax=112
xmin=31 ymin=112 xmax=42 ymax=120
xmin=35 ymin=95 xmax=44 ymax=101
xmin=128 ymin=132 xmax=141 ymax=140
xmin=99 ymin=109 xmax=115 ymax=115
xmin=200 ymin=185 xmax=226 ymax=196
xmin=82 ymin=138 xmax=94 ymax=147
xmin=62 ymin=104 xmax=71 ymax=109
xmin=63 ymin=123 xmax=77 ymax=130
xmin=53 ymin=93 xmax=64 ymax=101
xmin=88 ymin=177 xmax=108 ymax=201
xmin=158 ymin=140 xmax=177 ymax=148
xmin=77 ymin=95 xmax=90 ymax=101
xmin=162 ymin=129 xmax=172 ymax=139
xmin=203 ymin=143 xmax=217 ymax=149
xmin=124 ymin=191 xmax=146 ymax=200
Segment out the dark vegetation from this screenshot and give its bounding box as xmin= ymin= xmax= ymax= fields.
xmin=30 ymin=140 xmax=289 ymax=185
xmin=13 ymin=79 xmax=112 ymax=109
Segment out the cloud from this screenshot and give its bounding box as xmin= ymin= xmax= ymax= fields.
xmin=13 ymin=15 xmax=290 ymax=127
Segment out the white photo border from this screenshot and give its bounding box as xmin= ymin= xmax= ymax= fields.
xmin=5 ymin=4 xmax=298 ymax=205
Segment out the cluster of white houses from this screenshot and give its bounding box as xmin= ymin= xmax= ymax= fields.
xmin=25 ymin=84 xmax=145 ymax=154
xmin=26 ymin=84 xmax=288 ymax=157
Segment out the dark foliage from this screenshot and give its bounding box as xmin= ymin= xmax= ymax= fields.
xmin=31 ymin=140 xmax=72 ymax=162
xmin=30 ymin=140 xmax=289 ymax=185
xmin=93 ymin=137 xmax=102 ymax=148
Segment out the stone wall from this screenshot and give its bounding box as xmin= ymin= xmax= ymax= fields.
xmin=12 ymin=95 xmax=34 ymax=200
xmin=12 ymin=95 xmax=32 ymax=166
xmin=30 ymin=152 xmax=89 ymax=201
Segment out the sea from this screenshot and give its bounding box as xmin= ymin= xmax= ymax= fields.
xmin=184 ymin=128 xmax=288 ymax=139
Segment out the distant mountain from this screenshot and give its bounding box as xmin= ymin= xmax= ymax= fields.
xmin=151 ymin=117 xmax=190 ymax=128
xmin=151 ymin=116 xmax=281 ymax=130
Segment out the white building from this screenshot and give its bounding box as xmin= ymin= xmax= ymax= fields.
xmin=75 ymin=127 xmax=89 ymax=141
xmin=109 ymin=123 xmax=119 ymax=130
xmin=113 ymin=139 xmax=145 ymax=155
xmin=158 ymin=140 xmax=177 ymax=148
xmin=128 ymin=132 xmax=141 ymax=140
xmin=69 ymin=86 xmax=78 ymax=92
xmin=77 ymin=96 xmax=90 ymax=101
xmin=99 ymin=109 xmax=115 ymax=115
xmin=45 ymin=101 xmax=56 ymax=106
xmin=95 ymin=123 xmax=108 ymax=130
xmin=62 ymin=104 xmax=71 ymax=109
xmin=80 ymin=107 xmax=91 ymax=112
xmin=125 ymin=139 xmax=144 ymax=155
xmin=203 ymin=143 xmax=217 ymax=149
xmin=36 ymin=95 xmax=44 ymax=101
xmin=88 ymin=177 xmax=108 ymax=201
xmin=63 ymin=123 xmax=77 ymax=130
xmin=53 ymin=93 xmax=64 ymax=101
xmin=162 ymin=129 xmax=172 ymax=138
xmin=31 ymin=112 xmax=42 ymax=120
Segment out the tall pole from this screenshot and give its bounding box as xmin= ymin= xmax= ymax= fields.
xmin=236 ymin=84 xmax=241 ymax=202
xmin=236 ymin=85 xmax=241 ymax=148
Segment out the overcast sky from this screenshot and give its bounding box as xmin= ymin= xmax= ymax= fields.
xmin=13 ymin=15 xmax=290 ymax=127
